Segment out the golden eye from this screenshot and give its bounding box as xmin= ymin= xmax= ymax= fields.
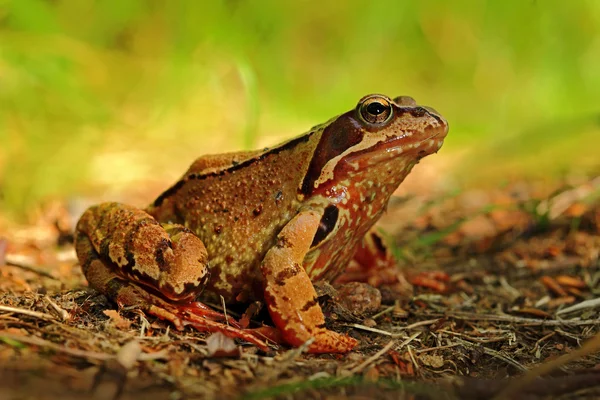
xmin=358 ymin=95 xmax=393 ymax=125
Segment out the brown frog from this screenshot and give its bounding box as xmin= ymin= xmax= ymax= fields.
xmin=75 ymin=94 xmax=448 ymax=353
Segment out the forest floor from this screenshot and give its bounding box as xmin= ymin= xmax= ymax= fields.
xmin=1 ymin=175 xmax=599 ymax=400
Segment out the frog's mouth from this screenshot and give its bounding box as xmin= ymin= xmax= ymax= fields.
xmin=345 ymin=127 xmax=447 ymax=167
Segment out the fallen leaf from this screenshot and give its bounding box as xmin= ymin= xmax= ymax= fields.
xmin=555 ymin=275 xmax=587 ymax=289
xmin=539 ymin=276 xmax=568 ymax=297
xmin=206 ymin=332 xmax=240 ymax=358
xmin=103 ymin=310 xmax=132 ymax=330
xmin=419 ymin=354 xmax=444 ymax=369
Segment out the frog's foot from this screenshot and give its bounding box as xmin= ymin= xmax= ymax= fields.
xmin=335 ymin=230 xmax=413 ymax=300
xmin=181 ymin=302 xmax=242 ymax=327
xmin=151 ymin=304 xmax=271 ymax=351
xmin=261 ymin=211 xmax=358 ymax=354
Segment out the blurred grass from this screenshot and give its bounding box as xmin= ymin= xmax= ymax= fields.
xmin=1 ymin=0 xmax=599 ymax=218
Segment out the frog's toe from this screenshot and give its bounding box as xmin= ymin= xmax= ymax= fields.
xmin=181 ymin=301 xmax=242 ymax=327
xmin=171 ymin=309 xmax=271 ymax=352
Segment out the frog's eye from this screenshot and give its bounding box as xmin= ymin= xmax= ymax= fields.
xmin=358 ymin=95 xmax=393 ymax=125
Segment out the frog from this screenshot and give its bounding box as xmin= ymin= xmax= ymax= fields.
xmin=75 ymin=94 xmax=448 ymax=353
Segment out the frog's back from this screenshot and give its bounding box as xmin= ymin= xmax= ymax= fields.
xmin=147 ymin=135 xmax=318 ymax=302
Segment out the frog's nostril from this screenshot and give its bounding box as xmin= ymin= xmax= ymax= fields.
xmin=410 ymin=107 xmax=427 ymax=117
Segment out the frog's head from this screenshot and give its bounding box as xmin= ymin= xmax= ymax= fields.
xmin=300 ymin=94 xmax=449 ymax=198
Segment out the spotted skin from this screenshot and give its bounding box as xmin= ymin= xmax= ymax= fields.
xmin=75 ymin=94 xmax=449 ymax=353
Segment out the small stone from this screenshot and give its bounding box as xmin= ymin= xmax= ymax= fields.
xmin=362 ymin=318 xmax=377 ymax=327
xmin=335 ymin=282 xmax=382 ymax=315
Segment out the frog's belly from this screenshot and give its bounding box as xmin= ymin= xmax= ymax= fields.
xmin=201 ymin=257 xmax=266 ymax=303
xmin=185 ymin=206 xmax=301 ymax=303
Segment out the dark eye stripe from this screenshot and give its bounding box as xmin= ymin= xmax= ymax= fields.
xmin=300 ymin=111 xmax=363 ymax=195
xmin=310 ymin=205 xmax=339 ymax=247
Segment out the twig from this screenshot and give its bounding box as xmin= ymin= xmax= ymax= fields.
xmin=394 ymin=318 xmax=441 ymax=331
xmin=437 ymin=329 xmax=511 ymax=344
xmin=399 ymin=332 xmax=424 ymax=373
xmin=481 ymin=346 xmax=527 ymax=372
xmin=0 ymin=305 xmax=57 ymax=321
xmin=406 ymin=345 xmax=420 ymax=372
xmin=348 ymin=318 xmax=441 ymax=338
xmin=348 ymin=323 xmax=393 ymax=336
xmin=220 ymin=295 xmax=230 ymax=326
xmin=349 ymin=339 xmax=397 ymax=374
xmin=531 ymin=331 xmax=556 ymax=355
xmin=454 ymin=338 xmax=527 ymax=372
xmin=371 ymin=305 xmax=395 ymax=320
xmin=443 ymin=311 xmax=600 ymax=327
xmin=398 ymin=331 xmax=422 ymax=349
xmin=44 ymin=296 xmax=71 ymax=322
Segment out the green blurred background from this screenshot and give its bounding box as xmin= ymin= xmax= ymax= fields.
xmin=1 ymin=0 xmax=599 ymax=218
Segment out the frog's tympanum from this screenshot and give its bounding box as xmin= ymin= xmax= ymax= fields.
xmin=75 ymin=94 xmax=448 ymax=353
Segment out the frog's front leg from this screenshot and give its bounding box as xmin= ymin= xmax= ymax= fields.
xmin=261 ymin=210 xmax=358 ymax=353
xmin=75 ymin=202 xmax=269 ymax=350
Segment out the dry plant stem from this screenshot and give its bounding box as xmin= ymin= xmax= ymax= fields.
xmin=349 ymin=339 xmax=398 ymax=374
xmin=371 ymin=305 xmax=395 ymax=320
xmin=454 ymin=338 xmax=527 ymax=372
xmin=0 ymin=305 xmax=56 ymax=321
xmin=531 ymin=331 xmax=556 ymax=354
xmin=348 ymin=318 xmax=441 ymax=338
xmin=444 ymin=312 xmax=600 ymax=327
xmin=220 ymin=295 xmax=230 ymax=326
xmin=438 ymin=329 xmax=511 ymax=344
xmin=348 ymin=332 xmax=422 ymax=375
xmin=44 ymin=295 xmax=71 ymax=321
xmin=348 ymin=323 xmax=394 ymax=336
xmin=395 ymin=318 xmax=441 ymax=331
xmin=493 ymin=332 xmax=600 ymax=400
xmin=556 ymin=297 xmax=600 ymax=315
xmin=480 ymin=346 xmax=527 ymax=372
xmin=406 ymin=345 xmax=419 ymax=372
xmin=4 ymin=254 xmax=58 ymax=280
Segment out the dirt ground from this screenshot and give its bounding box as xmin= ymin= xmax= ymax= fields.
xmin=1 ymin=176 xmax=599 ymax=400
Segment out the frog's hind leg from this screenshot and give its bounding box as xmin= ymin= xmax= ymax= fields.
xmin=336 ymin=229 xmax=449 ymax=297
xmin=75 ymin=203 xmax=269 ymax=351
xmin=335 ymin=229 xmax=414 ymax=298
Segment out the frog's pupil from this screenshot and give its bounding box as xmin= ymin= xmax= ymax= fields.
xmin=366 ymin=102 xmax=386 ymax=115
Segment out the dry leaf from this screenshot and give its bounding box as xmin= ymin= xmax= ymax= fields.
xmin=419 ymin=354 xmax=444 ymax=369
xmin=103 ymin=310 xmax=132 ymax=330
xmin=206 ymin=332 xmax=240 ymax=358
